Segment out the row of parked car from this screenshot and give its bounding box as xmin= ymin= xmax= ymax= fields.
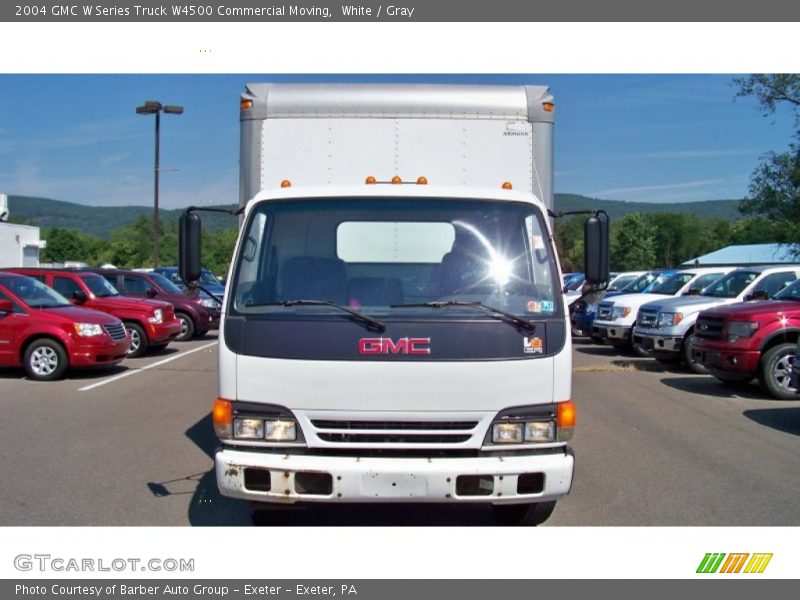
xmin=0 ymin=267 xmax=221 ymax=381
xmin=569 ymin=265 xmax=800 ymax=400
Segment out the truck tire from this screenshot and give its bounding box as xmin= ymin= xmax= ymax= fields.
xmin=175 ymin=312 xmax=196 ymax=342
xmin=759 ymin=343 xmax=797 ymax=400
xmin=492 ymin=501 xmax=557 ymax=526
xmin=125 ymin=322 xmax=149 ymax=358
xmin=683 ymin=332 xmax=708 ymax=375
xmin=23 ymin=338 xmax=69 ymax=381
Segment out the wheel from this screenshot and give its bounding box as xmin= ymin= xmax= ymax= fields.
xmin=492 ymin=501 xmax=557 ymax=526
xmin=759 ymin=343 xmax=798 ymax=400
xmin=683 ymin=332 xmax=708 ymax=375
xmin=23 ymin=338 xmax=68 ymax=381
xmin=175 ymin=312 xmax=196 ymax=342
xmin=125 ymin=322 xmax=149 ymax=358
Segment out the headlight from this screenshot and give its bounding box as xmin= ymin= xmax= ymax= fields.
xmin=658 ymin=312 xmax=683 ymax=327
xmin=233 ymin=418 xmax=265 ymax=440
xmin=492 ymin=422 xmax=523 ymax=444
xmin=265 ymin=419 xmax=297 ymax=442
xmin=74 ymin=323 xmax=104 ymax=337
xmin=727 ymin=321 xmax=758 ymax=343
xmin=148 ymin=308 xmax=164 ymax=324
xmin=611 ymin=306 xmax=632 ymax=320
xmin=524 ymin=421 xmax=556 ymax=442
xmin=200 ymin=297 xmax=218 ymax=308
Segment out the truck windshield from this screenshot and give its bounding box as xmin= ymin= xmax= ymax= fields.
xmin=773 ymin=279 xmax=800 ymax=301
xmin=150 ymin=272 xmax=184 ymax=294
xmin=0 ymin=275 xmax=71 ymax=309
xmin=82 ymin=274 xmax=119 ymax=297
xmin=621 ymin=272 xmax=658 ymax=293
xmin=701 ymin=271 xmax=758 ymax=298
xmin=647 ymin=272 xmax=694 ymax=295
xmin=230 ymin=197 xmax=559 ymax=320
xmin=608 ymin=274 xmax=637 ymax=291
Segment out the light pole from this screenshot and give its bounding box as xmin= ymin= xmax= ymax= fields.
xmin=136 ymin=100 xmax=183 ymax=268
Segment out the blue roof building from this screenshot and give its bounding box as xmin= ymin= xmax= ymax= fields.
xmin=683 ymin=243 xmax=799 ymax=266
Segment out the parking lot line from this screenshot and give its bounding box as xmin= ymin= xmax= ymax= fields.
xmin=78 ymin=341 xmax=218 ymax=392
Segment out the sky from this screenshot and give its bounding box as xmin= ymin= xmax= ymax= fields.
xmin=0 ymin=73 xmax=796 ymax=209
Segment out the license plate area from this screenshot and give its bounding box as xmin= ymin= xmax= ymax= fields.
xmin=359 ymin=472 xmax=428 ymax=498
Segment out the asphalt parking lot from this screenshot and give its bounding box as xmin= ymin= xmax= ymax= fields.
xmin=1 ymin=334 xmax=799 ymax=526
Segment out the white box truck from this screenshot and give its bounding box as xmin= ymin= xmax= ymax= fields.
xmin=180 ymin=83 xmax=609 ymax=525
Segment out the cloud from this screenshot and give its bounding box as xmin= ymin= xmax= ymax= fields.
xmin=589 ymin=178 xmax=726 ymax=198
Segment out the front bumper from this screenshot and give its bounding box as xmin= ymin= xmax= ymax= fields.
xmin=216 ymin=448 xmax=574 ymax=505
xmin=690 ymin=339 xmax=761 ymax=374
xmin=592 ymin=320 xmax=632 ymax=342
xmin=632 ymin=330 xmax=684 ymax=357
xmin=570 ymin=313 xmax=595 ymax=336
xmin=148 ymin=318 xmax=182 ymax=343
xmin=70 ymin=337 xmax=130 ymax=367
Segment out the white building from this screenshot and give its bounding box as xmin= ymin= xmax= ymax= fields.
xmin=0 ymin=193 xmax=47 ymax=268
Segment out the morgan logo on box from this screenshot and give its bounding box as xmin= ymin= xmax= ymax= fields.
xmin=359 ymin=337 xmax=431 ymax=355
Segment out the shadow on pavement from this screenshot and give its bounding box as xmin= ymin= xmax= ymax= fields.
xmin=743 ymin=407 xmax=800 ymax=436
xmin=660 ymin=376 xmax=768 ymax=400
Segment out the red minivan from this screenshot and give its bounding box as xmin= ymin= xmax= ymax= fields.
xmin=7 ymin=268 xmax=181 ymax=358
xmin=0 ymin=272 xmax=130 ymax=380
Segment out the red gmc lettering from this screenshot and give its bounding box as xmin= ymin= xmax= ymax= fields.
xmin=358 ymin=338 xmax=431 ymax=355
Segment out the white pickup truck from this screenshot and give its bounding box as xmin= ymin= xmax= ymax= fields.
xmin=592 ymin=267 xmax=733 ymax=349
xmin=632 ymin=265 xmax=800 ymax=372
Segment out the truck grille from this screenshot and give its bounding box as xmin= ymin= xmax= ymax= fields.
xmin=695 ymin=315 xmax=725 ymax=340
xmin=103 ymin=322 xmax=127 ymax=341
xmin=637 ymin=309 xmax=658 ymax=329
xmin=597 ymin=303 xmax=613 ymax=320
xmin=310 ymin=419 xmax=480 ymax=445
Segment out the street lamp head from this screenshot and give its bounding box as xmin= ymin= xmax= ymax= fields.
xmin=136 ymin=104 xmax=159 ymax=115
xmin=164 ymin=105 xmax=184 ymax=115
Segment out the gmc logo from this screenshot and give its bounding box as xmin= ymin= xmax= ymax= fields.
xmin=358 ymin=337 xmax=431 ymax=355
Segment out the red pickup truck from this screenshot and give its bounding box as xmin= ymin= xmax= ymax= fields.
xmin=691 ymin=279 xmax=800 ymax=400
xmin=0 ymin=272 xmax=130 ymax=380
xmin=7 ymin=268 xmax=181 ymax=358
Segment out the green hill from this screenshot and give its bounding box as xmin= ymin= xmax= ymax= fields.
xmin=5 ymin=193 xmax=744 ymax=238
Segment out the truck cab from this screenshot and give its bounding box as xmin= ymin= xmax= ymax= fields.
xmin=180 ymin=83 xmax=609 ymax=526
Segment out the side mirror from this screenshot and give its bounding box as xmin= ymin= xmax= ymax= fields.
xmin=0 ymin=299 xmax=13 ymax=314
xmin=72 ymin=290 xmax=88 ymax=304
xmin=179 ymin=209 xmax=202 ymax=287
xmin=146 ymin=287 xmax=158 ymax=298
xmin=584 ymin=212 xmax=610 ymax=285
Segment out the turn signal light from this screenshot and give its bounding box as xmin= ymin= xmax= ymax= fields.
xmin=213 ymin=398 xmax=233 ymax=439
xmin=557 ymin=400 xmax=576 ymax=441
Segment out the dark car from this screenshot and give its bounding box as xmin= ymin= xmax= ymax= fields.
xmin=154 ymin=266 xmax=226 ymax=298
xmin=95 ymin=269 xmax=219 ymax=341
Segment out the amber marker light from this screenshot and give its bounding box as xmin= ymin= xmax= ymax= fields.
xmin=417 ymin=176 xmax=428 ymax=185
xmin=557 ymin=400 xmax=576 ymax=441
xmin=365 ymin=176 xmax=377 ymax=184
xmin=213 ymin=398 xmax=233 ymax=439
xmin=280 ymin=179 xmax=292 ymax=188
xmin=542 ymin=102 xmax=555 ymax=112
xmin=241 ymin=99 xmax=253 ymax=110
xmin=502 ymin=181 xmax=513 ymax=190
xmin=391 ymin=175 xmax=402 ymax=184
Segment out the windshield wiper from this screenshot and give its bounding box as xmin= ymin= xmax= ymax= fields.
xmin=244 ymin=299 xmax=387 ymax=332
xmin=391 ymin=301 xmax=536 ymax=332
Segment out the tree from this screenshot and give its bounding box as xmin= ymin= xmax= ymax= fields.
xmin=611 ymin=213 xmax=656 ymax=271
xmin=553 ymin=216 xmax=585 ymax=273
xmin=41 ymin=228 xmax=87 ymax=263
xmin=734 ymin=74 xmax=800 ymax=125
